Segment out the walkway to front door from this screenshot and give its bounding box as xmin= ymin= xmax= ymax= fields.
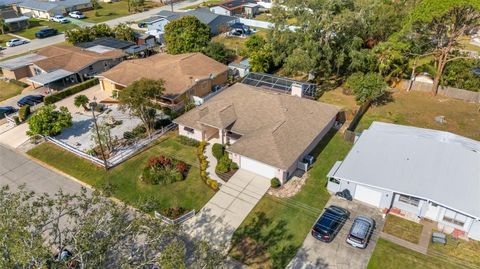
xmin=184 ymin=169 xmax=270 ymax=250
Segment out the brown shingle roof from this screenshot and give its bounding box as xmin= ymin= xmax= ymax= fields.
xmin=33 ymin=44 xmax=125 ymax=73
xmin=175 ymin=83 xmax=339 ymax=169
xmin=97 ymin=53 xmax=228 ymax=98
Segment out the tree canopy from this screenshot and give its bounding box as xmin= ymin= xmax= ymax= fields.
xmin=202 ymin=41 xmax=234 ymax=64
xmin=65 ymin=23 xmax=136 ymax=44
xmin=118 ymin=78 xmax=165 ymax=137
xmin=0 ymin=185 xmax=224 ymax=268
xmin=164 ymin=16 xmax=211 ymax=54
xmin=346 ymin=72 xmax=388 ymax=105
xmin=27 ymin=105 xmax=72 ymax=136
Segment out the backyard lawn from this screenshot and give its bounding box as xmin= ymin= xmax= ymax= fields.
xmin=229 ymin=131 xmax=352 ymax=268
xmin=319 ymin=88 xmax=480 ymax=140
xmin=27 ymin=133 xmax=215 ymax=213
xmin=15 ymin=19 xmax=78 ymax=40
xmin=83 ymin=0 xmax=162 ymax=23
xmin=382 ymin=214 xmax=423 ymax=244
xmin=0 ymin=80 xmax=25 ymax=101
xmin=212 ymin=30 xmax=268 ymax=54
xmin=429 ymin=233 xmax=480 ymax=269
xmin=368 ymin=239 xmax=465 ymax=269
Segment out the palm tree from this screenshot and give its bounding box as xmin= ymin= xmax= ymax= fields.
xmin=0 ymin=18 xmax=6 ymax=35
xmin=74 ymin=95 xmax=90 ymax=111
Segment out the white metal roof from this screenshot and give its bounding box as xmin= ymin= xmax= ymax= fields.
xmin=27 ymin=69 xmax=73 ymax=85
xmin=0 ymin=54 xmax=46 ymax=70
xmin=332 ymin=122 xmax=480 ymax=219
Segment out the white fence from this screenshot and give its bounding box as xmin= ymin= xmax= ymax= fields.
xmin=46 ymin=122 xmax=177 ymax=169
xmin=238 ymin=18 xmax=299 ymax=31
xmin=154 ymin=209 xmax=196 ymax=225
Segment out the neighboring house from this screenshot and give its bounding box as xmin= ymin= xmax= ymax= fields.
xmin=209 ymin=0 xmax=258 ymax=16
xmin=0 ymin=44 xmax=125 ymax=89
xmin=75 ymin=37 xmax=136 ymax=51
xmin=174 ymin=83 xmax=339 ymax=183
xmin=228 ymin=58 xmax=250 ymax=78
xmin=326 ymin=122 xmax=480 ymax=241
xmin=96 ymin=52 xmax=229 ymax=111
xmin=145 ymin=9 xmax=239 ymax=36
xmin=0 ymin=5 xmax=29 ymax=32
xmin=14 ymin=0 xmax=92 ymax=19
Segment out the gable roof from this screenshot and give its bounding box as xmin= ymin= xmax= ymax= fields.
xmin=331 ymin=122 xmax=480 ymax=219
xmin=75 ymin=37 xmax=135 ymax=50
xmin=97 ymin=53 xmax=228 ymax=100
xmin=33 ymin=44 xmax=124 ymax=73
xmin=154 ymin=9 xmax=236 ymax=33
xmin=16 ymin=0 xmax=91 ymax=12
xmin=175 ymin=83 xmax=339 ymax=169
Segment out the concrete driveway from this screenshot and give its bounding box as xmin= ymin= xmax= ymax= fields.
xmin=184 ymin=169 xmax=270 ymax=249
xmin=288 ymin=196 xmax=385 ymax=269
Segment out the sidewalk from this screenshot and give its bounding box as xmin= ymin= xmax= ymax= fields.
xmin=204 ymin=139 xmax=226 ymax=184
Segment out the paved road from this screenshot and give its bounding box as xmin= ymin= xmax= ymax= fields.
xmin=0 ymin=144 xmax=85 ymax=195
xmin=0 ymin=0 xmax=205 ymax=60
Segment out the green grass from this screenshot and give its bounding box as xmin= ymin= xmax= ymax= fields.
xmin=368 ymin=239 xmax=464 ymax=269
xmin=83 ymin=1 xmax=162 ymax=23
xmin=180 ymin=0 xmax=223 ymax=10
xmin=212 ymin=30 xmax=268 ymax=55
xmin=428 ymin=233 xmax=480 ymax=269
xmin=229 ymin=131 xmax=352 ymax=268
xmin=382 ymin=215 xmax=423 ymax=244
xmin=15 ymin=19 xmax=78 ymax=40
xmin=27 ymin=134 xmax=215 ymax=213
xmin=0 ymin=80 xmax=24 ymax=101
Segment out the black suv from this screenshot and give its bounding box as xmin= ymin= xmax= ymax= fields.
xmin=17 ymin=95 xmax=44 ymax=107
xmin=311 ymin=205 xmax=350 ymax=242
xmin=35 ymin=28 xmax=58 ymax=38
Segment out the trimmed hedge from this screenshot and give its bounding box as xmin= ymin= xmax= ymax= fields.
xmin=44 ymin=78 xmax=99 ymax=105
xmin=212 ymin=143 xmax=224 ymax=160
xmin=18 ymin=105 xmax=30 ymax=122
xmin=178 ymin=135 xmax=200 ymax=147
xmin=271 ymin=177 xmax=281 ymax=188
xmin=9 ymin=79 xmax=29 ymax=88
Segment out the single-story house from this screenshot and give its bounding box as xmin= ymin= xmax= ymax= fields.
xmin=14 ymin=0 xmax=92 ymax=19
xmin=327 ymin=122 xmax=480 ymax=240
xmin=145 ymin=9 xmax=239 ymax=36
xmin=0 ymin=5 xmax=29 ymax=32
xmin=0 ymin=44 xmax=125 ymax=89
xmin=209 ymin=0 xmax=258 ymax=16
xmin=96 ymin=52 xmax=229 ymax=111
xmin=174 ymin=83 xmax=339 ymax=183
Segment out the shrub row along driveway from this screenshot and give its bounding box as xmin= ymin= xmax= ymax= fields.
xmin=288 ymin=196 xmax=385 ymax=269
xmin=184 ymin=169 xmax=270 ymax=248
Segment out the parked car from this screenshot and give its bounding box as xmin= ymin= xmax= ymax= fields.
xmin=52 ymin=15 xmax=69 ymax=23
xmin=0 ymin=106 xmax=16 ymax=119
xmin=6 ymin=38 xmax=28 ymax=47
xmin=346 ymin=216 xmax=375 ymax=249
xmin=35 ymin=27 xmax=58 ymax=38
xmin=69 ymin=11 xmax=85 ymax=19
xmin=17 ymin=95 xmax=44 ymax=107
xmin=311 ymin=205 xmax=350 ymax=242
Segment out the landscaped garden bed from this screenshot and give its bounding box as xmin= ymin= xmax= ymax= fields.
xmin=212 ymin=143 xmax=238 ymax=181
xmin=383 ymin=214 xmax=423 ymax=244
xmin=27 ymin=134 xmax=215 ymax=214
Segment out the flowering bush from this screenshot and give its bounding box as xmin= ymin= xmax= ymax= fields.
xmin=141 ymin=155 xmax=188 ymax=185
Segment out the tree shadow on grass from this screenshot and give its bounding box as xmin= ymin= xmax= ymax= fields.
xmin=229 ymin=212 xmax=297 ymax=268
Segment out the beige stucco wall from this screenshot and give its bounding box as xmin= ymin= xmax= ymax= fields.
xmin=178 ymin=124 xmax=203 ymax=141
xmin=99 ymin=78 xmax=124 ymax=94
xmin=19 ymin=7 xmax=51 ymax=19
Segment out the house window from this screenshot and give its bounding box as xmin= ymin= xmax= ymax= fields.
xmin=443 ymin=210 xmax=467 ymax=227
xmin=398 ymin=195 xmax=420 ymax=207
xmin=183 ymin=126 xmax=194 ymax=134
xmin=329 ymin=178 xmax=340 ymax=184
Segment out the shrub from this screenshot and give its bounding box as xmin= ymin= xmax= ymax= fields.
xmin=175 ymin=161 xmax=187 ymax=173
xmin=132 ymin=124 xmax=147 ymax=136
xmin=13 ymin=116 xmax=20 ymax=125
xmin=18 ymin=105 xmax=30 ymax=122
xmin=161 ymin=207 xmax=188 ymax=219
xmin=207 ymin=178 xmax=219 ymax=190
xmin=44 ymin=78 xmax=99 ymax=105
xmin=178 ymin=135 xmax=200 ymax=147
xmin=154 ymin=118 xmax=172 ymax=129
xmin=216 ymin=155 xmax=231 ymax=174
xmin=123 ymin=131 xmax=135 ymax=140
xmin=9 ymin=79 xmax=28 ymax=88
xmin=230 ymin=161 xmax=239 ymax=170
xmin=212 ymin=143 xmax=224 ymax=160
xmin=271 ymin=177 xmax=281 ymax=188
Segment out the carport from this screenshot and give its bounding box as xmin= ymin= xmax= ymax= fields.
xmin=27 ymin=69 xmax=78 ymax=91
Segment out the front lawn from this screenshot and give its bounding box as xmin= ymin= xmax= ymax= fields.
xmin=383 ymin=214 xmax=423 ymax=244
xmin=319 ymin=88 xmax=480 ymax=140
xmin=0 ymin=80 xmax=24 ymax=101
xmin=0 ymin=33 xmax=17 ymax=46
xmin=368 ymin=239 xmax=464 ymax=269
xmin=229 ymin=131 xmax=352 ymax=268
xmin=180 ymin=0 xmax=223 ymax=10
xmin=27 ymin=134 xmax=215 ymax=213
xmin=83 ymin=1 xmax=162 ymax=23
xmin=428 ymin=233 xmax=480 ymax=268
xmin=15 ymin=19 xmax=78 ymax=40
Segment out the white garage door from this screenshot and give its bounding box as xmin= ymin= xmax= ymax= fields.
xmin=240 ymin=156 xmax=276 ymax=179
xmin=354 ymin=185 xmax=382 ymax=207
